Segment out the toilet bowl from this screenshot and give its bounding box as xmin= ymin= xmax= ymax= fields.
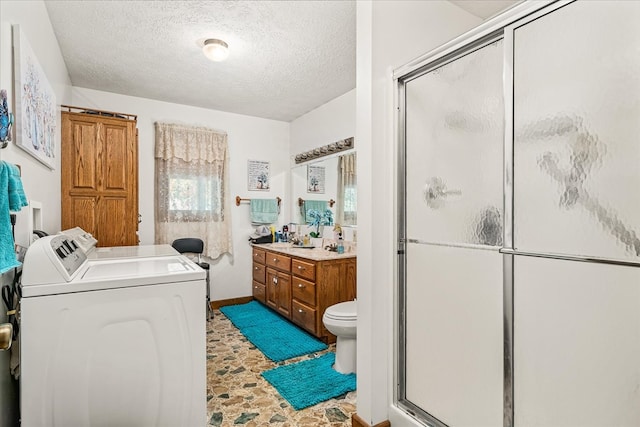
xmin=322 ymin=300 xmax=357 ymax=374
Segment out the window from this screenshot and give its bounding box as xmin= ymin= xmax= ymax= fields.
xmin=154 ymin=122 xmax=232 ymax=258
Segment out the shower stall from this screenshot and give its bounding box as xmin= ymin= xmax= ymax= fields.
xmin=395 ymin=1 xmax=640 ymax=426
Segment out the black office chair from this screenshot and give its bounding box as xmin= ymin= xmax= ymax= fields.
xmin=171 ymin=238 xmax=212 ymax=320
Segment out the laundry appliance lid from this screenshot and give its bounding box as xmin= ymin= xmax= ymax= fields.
xmin=22 ymin=256 xmax=205 ymax=298
xmin=89 ymin=244 xmax=179 ymax=260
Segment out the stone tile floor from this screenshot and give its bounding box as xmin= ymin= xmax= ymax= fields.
xmin=206 ymin=309 xmax=356 ymax=426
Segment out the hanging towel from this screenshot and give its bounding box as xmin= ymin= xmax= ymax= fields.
xmin=250 ymin=199 xmax=279 ymax=225
xmin=303 ymin=200 xmax=328 ymax=223
xmin=6 ymin=163 xmax=27 ymax=211
xmin=0 ymin=162 xmax=27 ymax=274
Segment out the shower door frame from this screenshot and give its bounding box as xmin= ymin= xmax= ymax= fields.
xmin=394 ymin=2 xmax=579 ymax=427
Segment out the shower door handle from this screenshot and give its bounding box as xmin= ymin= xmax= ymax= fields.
xmin=424 ymin=177 xmax=462 ymax=208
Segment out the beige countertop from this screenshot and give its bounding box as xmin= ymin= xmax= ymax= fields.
xmin=251 ymin=242 xmax=356 ymax=261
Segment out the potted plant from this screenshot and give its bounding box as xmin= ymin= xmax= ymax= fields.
xmin=306 ymin=208 xmax=333 ymax=238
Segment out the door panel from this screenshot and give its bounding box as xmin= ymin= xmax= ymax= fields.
xmin=513 ymin=1 xmax=640 ymax=262
xmin=402 ymin=39 xmax=504 ymax=426
xmin=406 ymin=244 xmax=503 ymax=427
xmin=514 ymin=256 xmax=640 ymax=426
xmin=104 ymin=124 xmax=130 ymax=191
xmin=70 ymin=196 xmax=97 ymax=235
xmin=405 ymin=40 xmax=504 ymax=246
xmin=71 ymin=120 xmax=98 ymax=190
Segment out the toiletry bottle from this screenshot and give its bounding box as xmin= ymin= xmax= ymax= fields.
xmin=270 ymin=226 xmax=276 ymax=243
xmin=337 ymin=233 xmax=344 ymax=254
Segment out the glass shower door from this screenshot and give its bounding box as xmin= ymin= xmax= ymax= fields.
xmin=511 ymin=2 xmax=640 ymax=426
xmin=401 ymin=38 xmax=504 ymax=427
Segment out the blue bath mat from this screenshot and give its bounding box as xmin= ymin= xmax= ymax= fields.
xmin=261 ymin=352 xmax=356 ymax=410
xmin=220 ymin=301 xmax=327 ymax=362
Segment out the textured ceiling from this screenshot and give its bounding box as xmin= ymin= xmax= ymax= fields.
xmin=45 ymin=0 xmax=356 ymax=122
xmin=45 ymin=1 xmax=518 ymax=123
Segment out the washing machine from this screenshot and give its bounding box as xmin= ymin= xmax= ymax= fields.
xmin=20 ymin=234 xmax=207 ymax=427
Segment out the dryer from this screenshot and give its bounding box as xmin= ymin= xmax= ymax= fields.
xmin=20 ymin=235 xmax=206 ymax=427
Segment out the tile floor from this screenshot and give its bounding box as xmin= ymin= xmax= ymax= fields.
xmin=206 ymin=308 xmax=356 ymax=426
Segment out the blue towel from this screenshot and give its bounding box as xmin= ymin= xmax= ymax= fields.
xmin=0 ymin=162 xmax=27 ymax=274
xmin=303 ymin=200 xmax=328 ymax=223
xmin=6 ymin=163 xmax=27 ymax=212
xmin=250 ymin=199 xmax=279 ymax=224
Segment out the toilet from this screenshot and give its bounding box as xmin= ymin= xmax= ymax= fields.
xmin=322 ymin=300 xmax=357 ymax=374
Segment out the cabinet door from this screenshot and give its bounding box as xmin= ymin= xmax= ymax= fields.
xmin=252 ymin=280 xmax=266 ymax=304
xmin=62 ymin=112 xmax=138 ymax=247
xmin=266 ymin=268 xmax=291 ymax=318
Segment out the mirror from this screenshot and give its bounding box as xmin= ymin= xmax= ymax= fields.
xmin=291 ymin=151 xmax=357 ymax=238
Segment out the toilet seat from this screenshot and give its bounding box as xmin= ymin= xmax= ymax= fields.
xmin=324 ymin=301 xmax=356 ymax=321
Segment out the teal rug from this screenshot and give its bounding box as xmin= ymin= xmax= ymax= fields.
xmin=261 ymin=353 xmax=356 ymax=410
xmin=220 ymin=301 xmax=327 ymax=362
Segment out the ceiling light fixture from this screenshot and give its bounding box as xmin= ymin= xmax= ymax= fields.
xmin=202 ymin=39 xmax=229 ymax=62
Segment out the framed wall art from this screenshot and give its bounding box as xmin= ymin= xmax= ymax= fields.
xmin=13 ymin=25 xmax=56 ymax=170
xmin=247 ymin=160 xmax=270 ymax=191
xmin=307 ymin=165 xmax=325 ymax=193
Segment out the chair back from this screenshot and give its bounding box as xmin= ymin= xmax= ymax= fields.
xmin=171 ymin=238 xmax=205 ymax=264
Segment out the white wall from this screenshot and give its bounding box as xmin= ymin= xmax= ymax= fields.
xmin=72 ymin=87 xmax=290 ymax=302
xmin=356 ymin=1 xmax=481 ymax=425
xmin=290 ymin=88 xmax=355 ymax=160
xmin=0 ymin=1 xmax=72 ymax=425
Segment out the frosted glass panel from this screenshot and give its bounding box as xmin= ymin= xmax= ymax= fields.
xmin=514 ymin=256 xmax=640 ymax=426
xmin=405 ymin=244 xmax=503 ymax=427
xmin=513 ymin=1 xmax=640 ymax=261
xmin=405 ymin=40 xmax=503 ymax=245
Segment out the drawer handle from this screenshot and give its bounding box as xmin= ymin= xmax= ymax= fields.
xmin=297 ymin=265 xmax=304 ymax=270
xmin=298 ymin=309 xmax=304 ymax=313
xmin=298 ymin=283 xmax=304 ymax=288
xmin=273 ymin=277 xmax=278 ymax=284
xmin=254 ymin=267 xmax=259 ymax=270
xmin=273 ymin=258 xmax=278 ymax=262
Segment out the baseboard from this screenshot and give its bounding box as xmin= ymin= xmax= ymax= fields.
xmin=352 ymin=414 xmax=391 ymax=427
xmin=210 ymin=296 xmax=253 ymax=309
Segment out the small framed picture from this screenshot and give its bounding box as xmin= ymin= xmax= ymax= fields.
xmin=248 ymin=160 xmax=270 ymax=191
xmin=307 ymin=165 xmax=325 ymax=193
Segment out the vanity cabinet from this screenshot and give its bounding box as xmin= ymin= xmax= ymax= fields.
xmin=251 ymin=244 xmax=356 ymax=343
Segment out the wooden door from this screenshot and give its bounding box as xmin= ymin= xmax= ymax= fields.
xmin=61 ymin=111 xmax=138 ymax=247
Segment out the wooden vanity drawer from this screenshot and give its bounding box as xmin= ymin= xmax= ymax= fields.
xmin=292 ymin=258 xmax=315 ymax=281
xmin=252 ymin=280 xmax=266 ymax=304
xmin=266 ymin=252 xmax=291 ymax=272
xmin=291 ymin=300 xmax=317 ymax=335
xmin=292 ymin=277 xmax=316 ymax=307
xmin=252 ymin=262 xmax=266 ymax=284
xmin=253 ymin=247 xmax=266 ymax=264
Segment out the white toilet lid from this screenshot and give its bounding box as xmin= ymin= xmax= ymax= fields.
xmin=324 ymin=300 xmax=357 ymax=320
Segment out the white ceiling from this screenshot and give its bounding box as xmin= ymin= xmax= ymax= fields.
xmin=45 ymin=1 xmax=517 ymax=123
xmin=450 ymin=0 xmax=520 ymax=19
